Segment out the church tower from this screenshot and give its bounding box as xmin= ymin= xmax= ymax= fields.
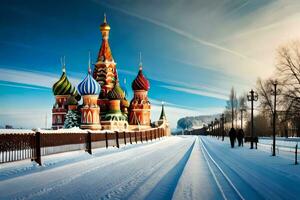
xmin=93 ymin=14 xmax=117 ymax=119
xmin=93 ymin=14 xmax=117 ymax=96
xmin=78 ymin=56 xmax=101 ymax=130
xmin=52 ymin=59 xmax=80 ymax=129
xmin=129 ymin=54 xmax=151 ymax=127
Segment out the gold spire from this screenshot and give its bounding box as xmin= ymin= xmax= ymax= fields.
xmin=100 ymin=13 xmax=111 ymax=32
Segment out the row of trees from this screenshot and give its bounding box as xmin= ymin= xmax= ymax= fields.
xmin=255 ymin=41 xmax=300 ymax=137
xmin=217 ymin=41 xmax=300 ymax=137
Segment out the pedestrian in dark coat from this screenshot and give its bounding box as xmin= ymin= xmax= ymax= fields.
xmin=229 ymin=128 xmax=236 ymax=148
xmin=237 ymin=129 xmax=244 ymax=147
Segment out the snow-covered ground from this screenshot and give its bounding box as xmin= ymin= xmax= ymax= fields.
xmin=258 ymin=137 xmax=300 ymax=161
xmin=1 ymin=136 xmax=300 ymax=199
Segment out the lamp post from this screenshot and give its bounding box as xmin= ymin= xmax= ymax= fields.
xmin=247 ymin=89 xmax=258 ymax=149
xmin=271 ymin=80 xmax=281 ymax=156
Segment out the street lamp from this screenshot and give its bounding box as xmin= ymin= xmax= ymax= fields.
xmin=271 ymin=80 xmax=281 ymax=156
xmin=247 ymin=89 xmax=258 ymax=149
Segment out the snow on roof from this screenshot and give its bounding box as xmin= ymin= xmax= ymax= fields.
xmin=0 ymin=129 xmax=35 ymax=134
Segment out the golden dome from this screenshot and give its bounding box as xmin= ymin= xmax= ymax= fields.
xmin=100 ymin=13 xmax=111 ymax=31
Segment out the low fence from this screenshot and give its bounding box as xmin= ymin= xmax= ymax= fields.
xmin=0 ymin=127 xmax=166 ymax=165
xmin=257 ymin=142 xmax=299 ymax=164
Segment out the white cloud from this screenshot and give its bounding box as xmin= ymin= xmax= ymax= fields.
xmin=93 ymin=0 xmax=255 ymax=61
xmin=0 ymin=67 xmax=81 ymax=89
xmin=160 ymin=85 xmax=228 ymax=100
xmin=0 ymin=82 xmax=49 ymax=91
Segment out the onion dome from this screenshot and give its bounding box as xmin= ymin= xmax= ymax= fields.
xmin=52 ymin=62 xmax=81 ymax=101
xmin=97 ymin=13 xmax=113 ymax=62
xmin=132 ymin=54 xmax=150 ymax=91
xmin=107 ymin=81 xmax=125 ymax=100
xmin=78 ymin=57 xmax=101 ymax=96
xmin=100 ymin=13 xmax=111 ymax=31
xmin=67 ymin=96 xmax=78 ymax=106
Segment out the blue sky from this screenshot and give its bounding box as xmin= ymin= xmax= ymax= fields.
xmin=1 ymin=0 xmax=300 ymax=128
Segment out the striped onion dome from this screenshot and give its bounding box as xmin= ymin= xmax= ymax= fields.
xmin=78 ymin=68 xmax=101 ymax=96
xmin=107 ymin=81 xmax=125 ymax=100
xmin=52 ymin=68 xmax=81 ymax=101
xmin=132 ymin=67 xmax=150 ymax=91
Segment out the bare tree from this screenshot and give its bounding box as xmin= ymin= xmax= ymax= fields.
xmin=225 ymin=87 xmax=237 ymax=129
xmin=256 ymin=78 xmax=274 ymax=115
xmin=238 ymin=94 xmax=248 ymax=129
xmin=276 ymin=41 xmax=300 ymax=136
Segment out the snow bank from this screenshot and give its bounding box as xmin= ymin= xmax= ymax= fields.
xmin=0 ymin=129 xmax=35 ymax=134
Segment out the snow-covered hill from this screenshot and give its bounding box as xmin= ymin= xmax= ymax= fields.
xmin=177 ymin=114 xmax=220 ymax=129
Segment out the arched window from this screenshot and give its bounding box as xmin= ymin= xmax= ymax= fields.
xmin=87 ymin=111 xmax=92 ymax=123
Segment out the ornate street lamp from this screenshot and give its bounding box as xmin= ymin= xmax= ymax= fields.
xmin=270 ymin=80 xmax=281 ymax=156
xmin=247 ymin=89 xmax=258 ymax=149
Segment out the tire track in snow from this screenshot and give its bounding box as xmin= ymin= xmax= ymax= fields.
xmin=199 ymin=137 xmax=245 ymax=200
xmin=201 ymin=136 xmax=297 ymax=200
xmin=96 ymin=137 xmax=195 ymax=200
xmin=143 ymin=139 xmax=195 ymax=200
xmin=1 ymin=137 xmax=181 ymax=200
xmin=172 ymin=137 xmax=223 ymax=200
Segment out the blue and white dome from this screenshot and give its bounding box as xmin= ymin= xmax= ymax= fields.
xmin=78 ymin=69 xmax=101 ymax=96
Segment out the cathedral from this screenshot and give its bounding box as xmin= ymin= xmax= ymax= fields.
xmin=51 ymin=15 xmax=167 ymax=131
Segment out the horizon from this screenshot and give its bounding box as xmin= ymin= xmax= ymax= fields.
xmin=1 ymin=0 xmax=300 ymax=129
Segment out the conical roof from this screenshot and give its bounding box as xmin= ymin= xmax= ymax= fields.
xmin=159 ymin=103 xmax=166 ymax=120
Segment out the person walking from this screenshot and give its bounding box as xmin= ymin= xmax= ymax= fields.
xmin=229 ymin=128 xmax=236 ymax=148
xmin=237 ymin=129 xmax=244 ymax=147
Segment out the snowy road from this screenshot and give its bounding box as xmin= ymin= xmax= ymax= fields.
xmin=1 ymin=136 xmax=300 ymax=200
xmin=200 ymin=136 xmax=300 ymax=200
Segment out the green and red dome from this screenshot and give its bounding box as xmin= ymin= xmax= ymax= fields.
xmin=52 ymin=69 xmax=80 ymax=100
